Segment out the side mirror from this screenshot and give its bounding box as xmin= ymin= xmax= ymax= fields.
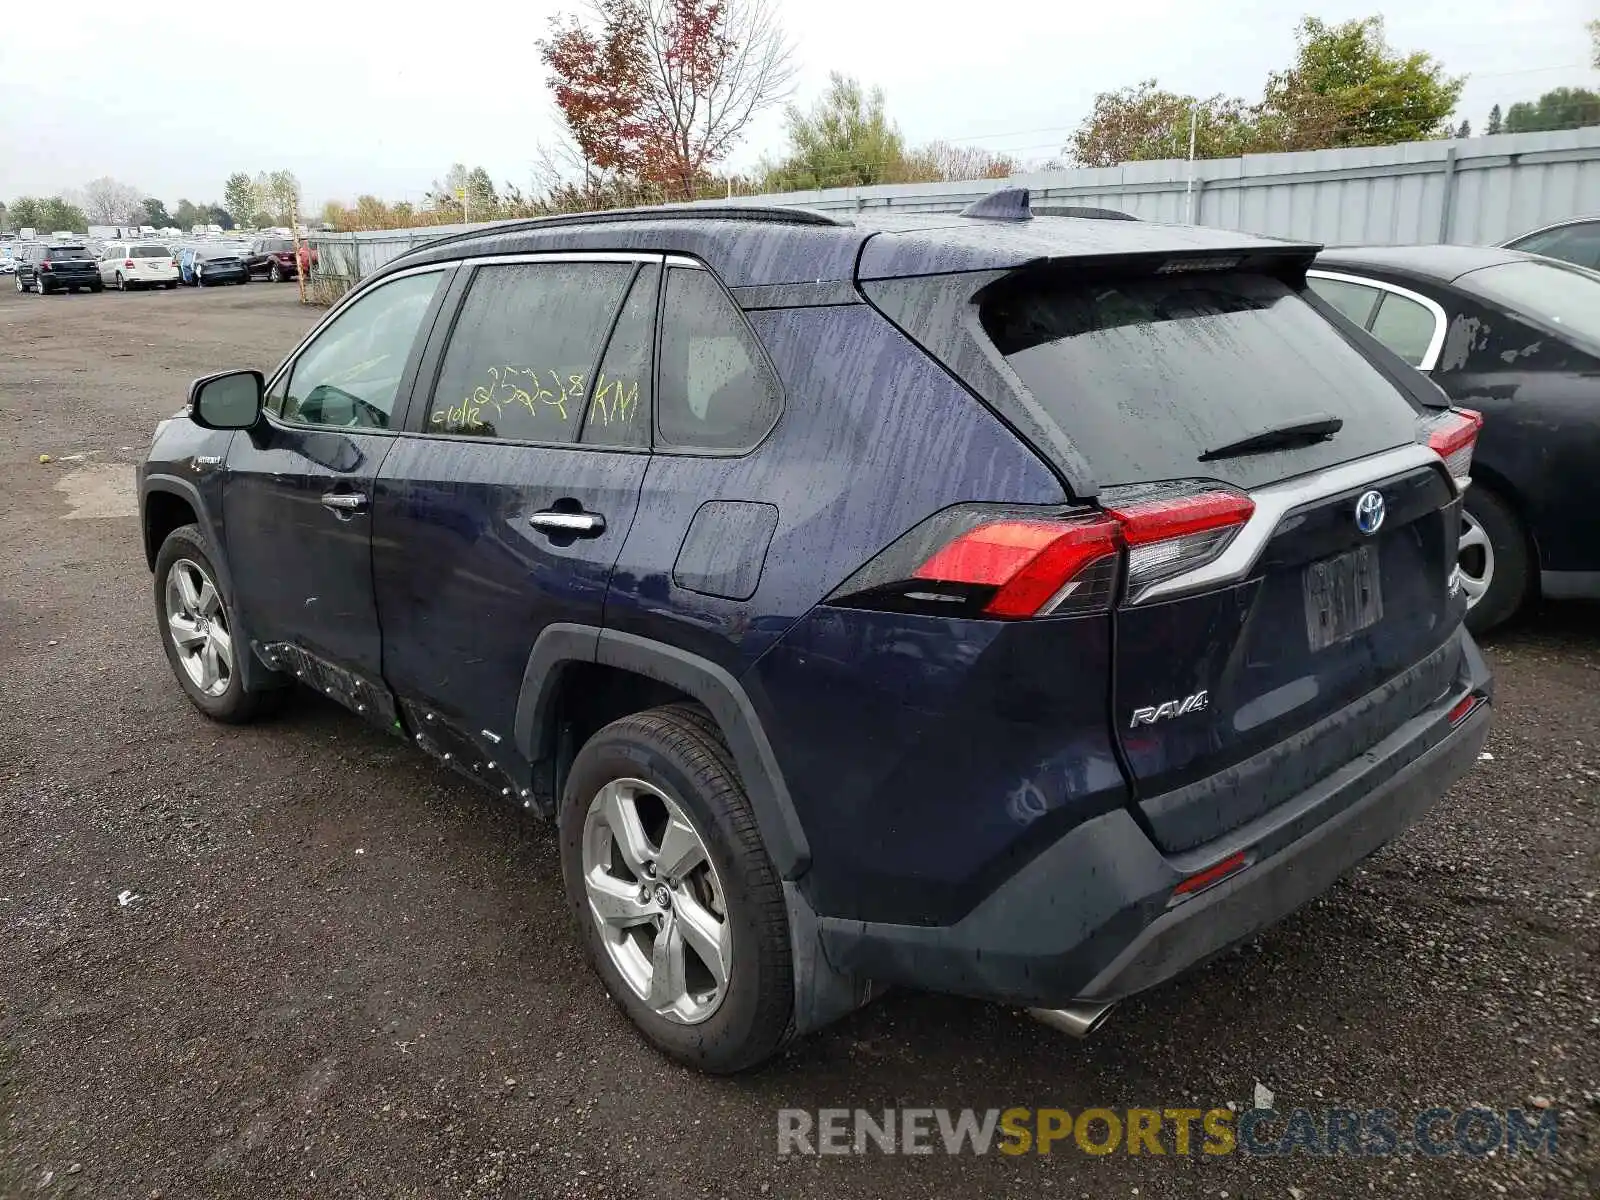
xmin=189 ymin=370 xmax=264 ymax=430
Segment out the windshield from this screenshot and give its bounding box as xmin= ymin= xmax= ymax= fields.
xmin=979 ymin=270 xmax=1420 ymax=488
xmin=1457 ymin=259 xmax=1600 ymax=346
xmin=132 ymin=245 xmax=171 ymax=258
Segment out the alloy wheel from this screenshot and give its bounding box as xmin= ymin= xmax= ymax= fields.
xmin=164 ymin=558 xmax=234 ymax=697
xmin=581 ymin=778 xmax=730 ymax=1025
xmin=1457 ymin=510 xmax=1495 ymax=609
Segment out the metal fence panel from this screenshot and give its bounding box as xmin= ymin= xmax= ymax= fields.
xmin=309 ymin=128 xmax=1600 ymax=284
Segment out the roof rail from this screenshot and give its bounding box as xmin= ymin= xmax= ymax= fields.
xmin=394 ymin=203 xmax=848 ymax=261
xmin=1033 ymin=205 xmax=1138 ymax=221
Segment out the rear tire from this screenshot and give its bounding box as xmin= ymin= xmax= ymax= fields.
xmin=153 ymin=524 xmax=286 ymax=723
xmin=1461 ymin=484 xmax=1530 ymax=636
xmin=89 ymin=283 xmax=103 ymax=293
xmin=116 ymin=272 xmax=126 ymax=292
xmin=559 ymin=705 xmax=793 ymax=1073
xmin=269 ymin=263 xmax=283 ymax=283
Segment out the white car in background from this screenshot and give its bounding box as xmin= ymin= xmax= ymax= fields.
xmin=99 ymin=242 xmax=180 ymax=291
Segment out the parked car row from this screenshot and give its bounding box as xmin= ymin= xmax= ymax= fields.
xmin=12 ymin=236 xmax=318 ymax=294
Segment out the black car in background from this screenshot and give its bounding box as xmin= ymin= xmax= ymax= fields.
xmin=14 ymin=243 xmax=103 ymax=294
xmin=1499 ymin=215 xmax=1600 ymax=271
xmin=1310 ymin=246 xmax=1600 ymax=632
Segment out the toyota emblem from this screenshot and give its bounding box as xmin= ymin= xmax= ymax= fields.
xmin=1355 ymin=489 xmax=1386 ymax=535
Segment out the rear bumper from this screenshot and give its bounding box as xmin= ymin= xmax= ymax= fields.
xmin=39 ymin=273 xmax=99 ymax=288
xmin=196 ymin=267 xmax=248 ymax=283
xmin=817 ymin=628 xmax=1492 ymax=1007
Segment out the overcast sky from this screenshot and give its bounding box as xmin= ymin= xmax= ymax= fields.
xmin=1 ymin=0 xmax=1595 ymax=210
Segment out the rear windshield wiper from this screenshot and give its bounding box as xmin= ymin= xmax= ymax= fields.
xmin=1198 ymin=414 xmax=1344 ymax=462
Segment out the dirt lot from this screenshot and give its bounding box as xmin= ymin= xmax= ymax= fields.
xmin=0 ymin=283 xmax=1595 ymax=1199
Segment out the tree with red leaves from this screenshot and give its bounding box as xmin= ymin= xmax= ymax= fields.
xmin=539 ymin=0 xmax=795 ymax=202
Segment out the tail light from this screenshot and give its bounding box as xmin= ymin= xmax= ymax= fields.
xmin=39 ymin=260 xmax=51 ymax=270
xmin=124 ymin=259 xmax=136 ymax=268
xmin=1419 ymin=407 xmax=1482 ymax=487
xmin=826 ymin=485 xmax=1255 ymax=620
xmin=171 ymin=258 xmax=179 ymax=268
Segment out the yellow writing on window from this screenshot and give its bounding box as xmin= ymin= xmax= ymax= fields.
xmin=433 ymin=364 xmax=640 ymax=437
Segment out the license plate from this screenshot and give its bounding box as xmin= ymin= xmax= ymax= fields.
xmin=1303 ymin=543 xmax=1383 ymax=652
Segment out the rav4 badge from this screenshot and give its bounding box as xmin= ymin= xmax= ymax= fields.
xmin=1130 ymin=690 xmax=1209 ymax=728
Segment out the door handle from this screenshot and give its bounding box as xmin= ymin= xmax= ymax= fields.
xmin=529 ymin=509 xmax=606 ymax=536
xmin=321 ymin=491 xmax=369 ymax=516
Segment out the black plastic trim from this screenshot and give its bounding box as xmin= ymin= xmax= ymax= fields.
xmin=512 ymin=624 xmax=810 ymax=878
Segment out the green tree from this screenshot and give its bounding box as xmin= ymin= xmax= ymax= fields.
xmin=9 ymin=196 xmax=40 ymax=229
xmin=1455 ymin=119 xmax=1471 ymax=138
xmin=173 ymin=199 xmax=201 ymax=229
xmin=1503 ymin=87 xmax=1600 ymax=133
xmin=767 ymin=73 xmax=907 ymax=189
xmin=223 ymin=172 xmax=257 ymax=225
xmin=1254 ymin=17 xmax=1463 ymax=151
xmin=205 ymin=205 xmax=236 ymax=231
xmin=34 ymin=197 xmax=88 ymax=232
xmin=142 ymin=198 xmax=173 ymax=228
xmin=250 ymin=170 xmax=301 ymax=226
xmin=1486 ymin=104 xmax=1503 ymax=135
xmin=1069 ymin=81 xmax=1262 ymax=167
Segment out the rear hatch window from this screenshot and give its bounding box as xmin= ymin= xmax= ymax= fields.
xmin=978 ymin=270 xmax=1422 ymax=490
xmin=131 ymin=245 xmax=171 ymax=258
xmin=48 ymin=246 xmax=92 ymax=259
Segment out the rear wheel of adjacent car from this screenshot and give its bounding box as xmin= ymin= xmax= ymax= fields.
xmin=89 ymin=282 xmax=103 ymax=293
xmin=153 ymin=524 xmax=285 ymax=723
xmin=115 ymin=272 xmax=127 ymax=292
xmin=269 ymin=263 xmax=283 ymax=283
xmin=559 ymin=704 xmax=793 ymax=1074
xmin=35 ymin=277 xmax=49 ymax=295
xmin=15 ymin=274 xmax=24 ymax=293
xmin=1460 ymin=485 xmax=1530 ymax=636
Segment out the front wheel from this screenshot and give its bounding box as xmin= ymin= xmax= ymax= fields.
xmin=153 ymin=525 xmax=285 ymax=723
xmin=1461 ymin=485 xmax=1531 ymax=636
xmin=559 ymin=705 xmax=793 ymax=1073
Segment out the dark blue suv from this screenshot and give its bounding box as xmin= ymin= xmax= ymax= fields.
xmin=139 ymin=193 xmax=1493 ymax=1072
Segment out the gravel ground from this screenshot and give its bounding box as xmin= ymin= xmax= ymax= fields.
xmin=0 ymin=283 xmax=1595 ymax=1199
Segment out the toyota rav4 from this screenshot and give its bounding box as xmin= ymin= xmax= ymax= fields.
xmin=138 ymin=191 xmax=1492 ymax=1072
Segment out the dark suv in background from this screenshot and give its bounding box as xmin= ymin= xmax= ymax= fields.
xmin=245 ymin=237 xmax=312 ymax=282
xmin=14 ymin=243 xmax=102 ymax=294
xmin=138 ymin=193 xmax=1491 ymax=1072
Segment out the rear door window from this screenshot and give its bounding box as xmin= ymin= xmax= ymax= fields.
xmin=425 ymin=261 xmax=633 ymax=444
xmin=1367 ymin=292 xmax=1441 ymax=368
xmin=979 ymin=270 xmax=1421 ymax=488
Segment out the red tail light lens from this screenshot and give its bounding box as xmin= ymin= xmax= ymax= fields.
xmin=1103 ymin=486 xmax=1255 ymax=600
xmin=1420 ymin=408 xmax=1482 ymax=484
xmin=828 ymin=486 xmax=1259 ymax=620
xmin=124 ymin=259 xmax=136 ymax=268
xmin=914 ymin=516 xmax=1121 ymax=618
xmin=40 ymin=260 xmax=51 ymax=270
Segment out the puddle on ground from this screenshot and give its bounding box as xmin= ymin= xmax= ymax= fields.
xmin=55 ymin=464 xmax=136 ymax=519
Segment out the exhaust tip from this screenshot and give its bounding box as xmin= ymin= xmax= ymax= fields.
xmin=1027 ymin=1001 xmax=1118 ymax=1039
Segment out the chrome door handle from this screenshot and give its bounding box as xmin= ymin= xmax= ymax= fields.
xmin=321 ymin=491 xmax=369 ymax=515
xmin=529 ymin=510 xmax=605 ymax=536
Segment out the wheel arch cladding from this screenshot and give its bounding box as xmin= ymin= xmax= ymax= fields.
xmin=142 ymin=483 xmax=200 ymax=570
xmin=515 ymin=624 xmax=810 ymax=879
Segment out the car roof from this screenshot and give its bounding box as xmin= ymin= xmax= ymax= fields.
xmin=1314 ymin=243 xmax=1533 ymax=284
xmin=377 ymin=200 xmax=1318 ymax=290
